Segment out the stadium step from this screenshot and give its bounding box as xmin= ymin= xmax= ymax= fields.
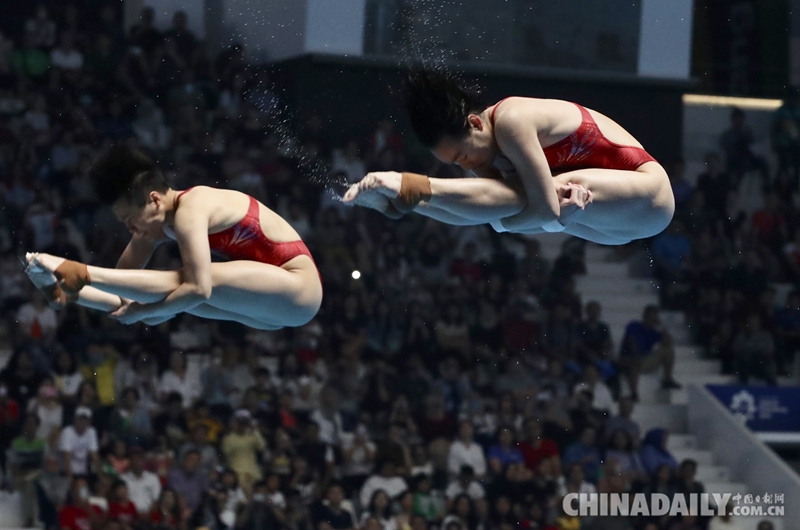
xmin=672 ymin=359 xmax=721 ymax=377
xmin=696 ymin=465 xmax=732 ymax=483
xmin=631 ymin=404 xmax=687 ymax=434
xmin=670 ymin=448 xmax=715 ymax=466
xmin=667 ymin=434 xmax=697 ymax=451
xmin=585 ymin=261 xmax=630 ymax=278
xmin=575 ymin=276 xmax=657 ymax=297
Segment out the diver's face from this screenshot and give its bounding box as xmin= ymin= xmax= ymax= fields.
xmin=113 ymin=193 xmax=166 ymax=238
xmin=433 ymin=115 xmax=497 ymax=172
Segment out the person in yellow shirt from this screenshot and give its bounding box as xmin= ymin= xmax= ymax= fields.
xmin=221 ymin=409 xmax=267 ymax=495
xmin=187 ymin=401 xmax=222 ymax=443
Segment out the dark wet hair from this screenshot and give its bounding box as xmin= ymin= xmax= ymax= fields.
xmin=403 ymin=68 xmax=487 ymax=148
xmin=89 ymin=143 xmax=169 ymax=206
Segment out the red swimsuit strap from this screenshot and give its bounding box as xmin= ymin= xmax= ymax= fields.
xmin=490 ymin=98 xmax=512 ymax=125
xmin=175 ymin=187 xmax=197 ymax=202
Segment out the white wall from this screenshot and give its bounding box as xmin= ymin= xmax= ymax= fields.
xmin=638 ymin=0 xmax=693 ymax=79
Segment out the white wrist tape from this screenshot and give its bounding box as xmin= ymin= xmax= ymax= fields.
xmin=541 ymin=219 xmax=566 ymax=233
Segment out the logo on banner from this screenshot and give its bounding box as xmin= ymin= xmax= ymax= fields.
xmin=730 ymin=390 xmax=757 ymax=423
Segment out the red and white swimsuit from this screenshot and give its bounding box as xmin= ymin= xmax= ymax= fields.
xmin=175 ymin=187 xmax=317 ymax=268
xmin=489 ymin=98 xmax=657 ymax=176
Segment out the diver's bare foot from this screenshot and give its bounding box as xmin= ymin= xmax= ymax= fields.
xmin=26 ymin=252 xmax=66 ymax=276
xmin=24 ymin=254 xmax=58 ymax=289
xmin=344 ymin=171 xmax=402 ymax=203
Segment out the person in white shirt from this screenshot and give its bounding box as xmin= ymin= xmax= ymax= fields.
xmin=447 ymin=421 xmax=487 ymax=479
xmin=159 ymin=351 xmax=201 ymax=408
xmin=445 ymin=466 xmax=486 ymax=515
xmin=16 ymin=292 xmax=57 ymax=342
xmin=573 ymin=363 xmax=616 ymax=414
xmin=122 ymin=448 xmax=162 ymax=514
xmin=49 ymin=32 xmax=83 ymax=70
xmin=359 ymin=461 xmax=408 ymax=509
xmin=59 ymin=406 xmax=99 ymax=477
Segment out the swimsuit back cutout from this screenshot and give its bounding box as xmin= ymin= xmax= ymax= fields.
xmin=490 ymin=99 xmax=657 ymax=173
xmin=175 ymin=188 xmax=315 ymax=267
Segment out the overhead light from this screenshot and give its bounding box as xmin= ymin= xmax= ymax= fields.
xmin=683 ymin=94 xmax=784 ymax=110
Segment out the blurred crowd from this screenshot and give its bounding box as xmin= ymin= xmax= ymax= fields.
xmin=654 ymin=104 xmax=800 ymax=387
xmin=0 ymin=2 xmax=787 ymax=530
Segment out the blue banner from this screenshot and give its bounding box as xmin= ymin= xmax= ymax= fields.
xmin=706 ymin=385 xmax=800 ymax=432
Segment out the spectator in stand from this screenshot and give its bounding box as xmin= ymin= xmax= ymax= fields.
xmin=775 ymin=290 xmax=800 ymax=374
xmin=733 ymin=312 xmax=778 ymax=386
xmin=13 ymin=31 xmax=50 ymax=78
xmin=639 ymin=429 xmax=678 ymax=475
xmin=109 ymin=387 xmax=152 ymax=447
xmin=149 ymin=488 xmax=184 ymax=528
xmin=221 ymin=408 xmax=267 ymax=494
xmin=59 ymin=475 xmax=104 ymax=530
xmin=619 ymin=305 xmax=681 ymax=400
xmin=573 ymin=363 xmax=615 ymax=414
xmin=59 ymin=406 xmax=99 ymax=479
xmin=605 ymin=396 xmax=641 ymax=447
xmin=360 ymin=461 xmax=408 ymax=509
xmin=159 ymin=350 xmax=201 ymax=408
xmin=37 ymin=452 xmax=71 ymax=529
xmin=122 ymin=447 xmax=161 ymax=516
xmin=575 ymin=301 xmax=613 ymax=365
xmin=695 ymin=152 xmax=731 ymax=218
xmin=445 ymin=465 xmax=486 ymax=514
xmin=16 ymin=290 xmax=57 ymax=345
xmin=562 ymin=427 xmax=603 ymax=484
xmin=518 ymin=417 xmax=560 ymax=474
xmin=165 ymin=10 xmax=198 ymax=62
xmin=50 ymin=32 xmax=83 ymax=71
xmin=179 ymin=422 xmax=219 ymax=479
xmin=668 ymin=159 xmax=693 ymax=208
xmin=237 ymin=480 xmax=284 ymax=530
xmin=447 ymin=420 xmax=487 ymax=480
xmin=772 ymin=88 xmax=800 ymax=180
xmin=152 ymin=392 xmax=189 ymax=448
xmin=26 ymin=5 xmax=58 ymax=48
xmin=720 ymin=107 xmax=770 ymax=183
xmin=167 ymin=448 xmax=207 ymax=513
xmin=107 ymin=480 xmax=138 ymax=528
xmin=360 ymin=489 xmax=393 ymax=530
xmin=675 ymin=459 xmax=704 ymax=497
xmin=311 ymin=483 xmax=357 ymax=530
xmin=8 ymin=414 xmax=46 ymax=527
xmin=486 ymin=427 xmax=524 ymax=479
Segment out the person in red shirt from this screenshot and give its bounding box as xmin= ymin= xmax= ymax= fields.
xmin=108 ymin=480 xmax=138 ymax=528
xmin=59 ymin=475 xmax=105 ymax=530
xmin=517 ymin=418 xmax=560 ymax=475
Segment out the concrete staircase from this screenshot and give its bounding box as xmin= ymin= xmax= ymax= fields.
xmin=533 ymin=234 xmax=784 ymax=529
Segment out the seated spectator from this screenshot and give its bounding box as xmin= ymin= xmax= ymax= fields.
xmin=50 ymin=32 xmax=83 ymax=71
xmin=734 ymin=313 xmax=778 ymax=386
xmin=775 ymin=290 xmax=800 ymax=373
xmin=412 ymin=474 xmax=445 ymax=523
xmin=8 ymin=414 xmax=46 ymax=526
xmin=642 ymin=463 xmax=677 ymax=500
xmin=575 ymin=301 xmax=613 ymax=364
xmin=149 ymin=488 xmax=184 ymax=528
xmin=359 ymin=461 xmax=408 ymax=509
xmin=167 ymin=449 xmax=207 ymax=513
xmin=447 ymin=421 xmax=487 ymax=480
xmin=573 ymin=363 xmax=615 ymax=414
xmin=311 ymin=483 xmax=356 ymax=530
xmin=159 ymin=351 xmax=201 ymax=408
xmin=236 ymin=480 xmax=284 ymax=530
xmin=486 ymin=427 xmax=523 ymax=478
xmin=341 ymin=424 xmax=377 ymax=495
xmin=517 ymin=418 xmax=560 ymax=474
xmin=604 ymin=396 xmax=641 ymax=448
xmin=719 ymin=107 xmax=769 ymax=183
xmin=122 ymin=447 xmax=161 ymax=516
xmin=189 ymin=484 xmax=229 ymax=530
xmin=222 ymin=408 xmax=267 ymax=495
xmin=107 ymin=480 xmax=138 ymax=527
xmin=441 ymin=494 xmax=480 ymax=530
xmin=218 ymin=468 xmax=248 ymax=524
xmin=59 ymin=406 xmax=99 ymax=478
xmin=604 ymin=429 xmax=646 ymax=486
xmin=669 ymin=158 xmax=693 ymax=207
xmin=28 ymin=381 xmax=63 ymax=442
xmin=53 ymin=350 xmax=84 ymax=402
xmin=359 ymin=489 xmax=392 ymax=530
xmin=105 ymin=439 xmax=130 ymax=477
xmin=558 ymin=463 xmax=597 ymax=497
xmin=263 ymin=473 xmax=285 ymax=511
xmin=618 ymin=305 xmax=681 ymax=400
xmin=36 ymin=453 xmax=71 ymax=529
xmin=675 ymin=459 xmax=704 ymax=496
xmin=179 ymin=422 xmax=219 ymax=480
xmin=651 ymin=219 xmax=692 ymax=286
xmin=445 ymin=466 xmax=486 ymax=513
xmin=109 ymin=387 xmax=152 ymax=447
xmin=59 ymin=475 xmax=104 ymax=530
xmin=13 ymin=32 xmax=50 ymax=78
xmin=562 ymin=427 xmax=602 ymax=484
xmin=376 ymin=423 xmax=412 ymax=476
xmin=25 ymin=5 xmax=57 ymax=48
xmin=639 ymin=429 xmax=678 ymax=476
xmin=16 ymin=290 xmax=57 ymax=344
xmin=152 ymin=392 xmax=189 ymax=448
xmin=694 ymin=152 xmax=731 ymax=217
